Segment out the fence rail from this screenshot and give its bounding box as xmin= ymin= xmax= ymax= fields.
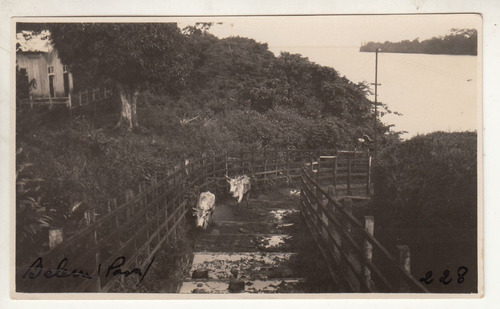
xmin=300 ymin=166 xmax=428 ymax=293
xmin=20 ymin=87 xmax=113 ymax=109
xmin=17 ymin=148 xmax=373 ymax=292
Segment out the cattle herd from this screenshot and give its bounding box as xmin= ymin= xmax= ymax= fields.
xmin=193 ymin=175 xmax=251 ymax=230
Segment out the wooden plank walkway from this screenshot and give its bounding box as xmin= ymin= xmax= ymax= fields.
xmin=179 ymin=188 xmax=305 ymax=293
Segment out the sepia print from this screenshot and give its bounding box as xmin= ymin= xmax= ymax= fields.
xmin=13 ymin=14 xmax=481 ymax=297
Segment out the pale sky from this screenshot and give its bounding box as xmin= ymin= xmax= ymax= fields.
xmin=179 ymin=14 xmax=481 ymax=55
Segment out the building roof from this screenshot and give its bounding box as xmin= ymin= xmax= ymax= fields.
xmin=16 ymin=30 xmax=53 ymax=53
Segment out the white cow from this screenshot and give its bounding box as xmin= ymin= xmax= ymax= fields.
xmin=193 ymin=191 xmax=215 ymax=229
xmin=226 ymin=175 xmax=251 ymax=206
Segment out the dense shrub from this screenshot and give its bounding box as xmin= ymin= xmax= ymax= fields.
xmin=373 ymin=131 xmax=477 ymax=228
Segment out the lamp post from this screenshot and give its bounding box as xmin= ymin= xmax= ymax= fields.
xmin=371 ymin=48 xmax=381 ymax=149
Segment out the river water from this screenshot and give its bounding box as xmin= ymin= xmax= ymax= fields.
xmin=275 ymin=46 xmax=479 ymax=139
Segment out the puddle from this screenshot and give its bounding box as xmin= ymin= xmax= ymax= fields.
xmin=261 ymin=235 xmax=291 ymax=248
xmin=269 ymin=209 xmax=298 ymax=222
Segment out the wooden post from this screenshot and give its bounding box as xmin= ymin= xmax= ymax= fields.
xmin=317 ymin=156 xmax=322 ymax=184
xmin=212 ymin=153 xmax=217 ymax=179
xmin=224 ymin=150 xmax=229 ymax=177
xmin=85 ymin=89 xmax=89 ymax=105
xmin=125 ymin=189 xmax=134 ymax=221
xmin=339 ymin=197 xmax=352 ymax=288
xmin=67 ymin=94 xmax=72 ymax=112
xmin=263 ymin=148 xmax=267 ymax=181
xmin=48 ymin=228 xmax=63 ymax=249
xmin=362 ymin=216 xmax=375 ymax=292
xmin=327 ymin=185 xmax=336 ymax=210
xmin=202 ymin=152 xmax=207 ymax=184
xmin=274 ymin=148 xmax=278 ymax=179
xmin=285 ymin=150 xmax=290 ymax=183
xmin=240 ymin=151 xmax=244 ymax=175
xmin=48 ymin=94 xmax=53 ymax=109
xmin=165 ymin=168 xmax=173 ymax=234
xmin=79 ymin=91 xmax=82 ymax=106
xmin=347 ymin=158 xmax=352 ymax=196
xmin=139 ymin=182 xmax=150 ymax=256
xmin=397 ymin=245 xmax=411 ymax=292
xmin=151 ymin=176 xmax=161 ymax=246
xmin=84 ymin=210 xmax=101 ymax=292
xmin=333 ymin=157 xmax=337 ymax=191
xmin=112 ymin=198 xmax=119 ymax=228
xmin=366 ymin=155 xmax=372 ymax=197
xmin=342 ymin=197 xmax=352 ymax=233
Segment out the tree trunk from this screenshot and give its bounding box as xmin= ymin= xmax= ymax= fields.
xmin=115 ymin=85 xmax=140 ymax=130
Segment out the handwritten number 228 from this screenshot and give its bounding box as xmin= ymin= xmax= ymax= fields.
xmin=420 ymin=266 xmax=468 ymax=285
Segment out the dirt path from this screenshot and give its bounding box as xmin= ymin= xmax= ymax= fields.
xmin=179 ymin=187 xmax=305 ymax=293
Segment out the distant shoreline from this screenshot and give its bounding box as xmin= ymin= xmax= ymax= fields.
xmin=359 ymin=50 xmax=477 ymax=56
xmin=359 ymin=28 xmax=477 ymax=56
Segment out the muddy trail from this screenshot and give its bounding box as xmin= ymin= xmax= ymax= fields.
xmin=179 ymin=187 xmax=334 ymax=294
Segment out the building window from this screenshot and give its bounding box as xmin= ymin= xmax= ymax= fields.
xmin=63 ymin=65 xmax=69 ymax=73
xmin=48 ymin=66 xmax=54 ymax=74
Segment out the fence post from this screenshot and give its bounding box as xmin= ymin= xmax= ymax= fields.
xmin=339 ymin=197 xmax=353 ymax=291
xmin=67 ymin=94 xmax=72 ymax=116
xmin=150 ymin=175 xmax=161 ymax=247
xmin=139 ymin=182 xmax=150 ymax=258
xmin=366 ymin=155 xmax=372 ymax=197
xmin=84 ymin=209 xmax=101 ymax=292
xmin=317 ymin=156 xmax=322 ymax=184
xmin=202 ymin=152 xmax=207 ymax=184
xmin=397 ymin=245 xmax=411 ymax=292
xmin=79 ymin=91 xmax=82 ymax=106
xmin=333 ymin=156 xmax=337 ymax=191
xmin=224 ymin=150 xmax=229 ymax=177
xmin=285 ymin=149 xmax=290 ymax=183
xmin=342 ymin=197 xmax=352 ymax=233
xmin=85 ymin=89 xmax=89 ymax=105
xmin=362 ymin=216 xmax=375 ymax=292
xmin=327 ymin=185 xmax=336 ymax=210
xmin=125 ymin=189 xmax=135 ymax=219
xmin=112 ymin=198 xmax=119 ymax=228
xmin=347 ymin=158 xmax=352 ymax=196
xmin=48 ymin=228 xmax=63 ymax=249
xmin=240 ymin=151 xmax=244 ymax=175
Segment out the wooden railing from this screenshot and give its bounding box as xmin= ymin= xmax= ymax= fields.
xmin=312 ymin=154 xmax=371 ymax=198
xmin=69 ymin=87 xmax=113 ymax=109
xmin=300 ymin=166 xmax=429 ymax=293
xmin=20 ymin=87 xmax=112 ymax=109
xmin=17 ymin=148 xmax=372 ymax=292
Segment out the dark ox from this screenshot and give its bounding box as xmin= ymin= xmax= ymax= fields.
xmin=193 ymin=191 xmax=215 ymax=229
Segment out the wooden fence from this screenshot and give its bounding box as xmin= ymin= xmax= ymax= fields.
xmin=20 ymin=87 xmax=112 ymax=109
xmin=300 ymin=166 xmax=429 ymax=293
xmin=17 ymin=148 xmax=372 ymax=292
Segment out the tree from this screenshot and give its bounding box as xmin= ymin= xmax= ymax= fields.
xmin=49 ymin=23 xmax=190 ymax=130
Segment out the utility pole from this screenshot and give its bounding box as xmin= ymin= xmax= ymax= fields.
xmin=371 ymin=48 xmax=381 ymax=150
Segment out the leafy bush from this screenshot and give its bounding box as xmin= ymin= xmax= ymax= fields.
xmin=373 ymin=131 xmax=477 ymax=228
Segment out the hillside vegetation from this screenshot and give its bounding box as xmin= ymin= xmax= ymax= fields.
xmin=16 ymin=27 xmax=397 ymax=258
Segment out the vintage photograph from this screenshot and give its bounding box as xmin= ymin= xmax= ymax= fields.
xmin=13 ymin=15 xmax=480 ymax=295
